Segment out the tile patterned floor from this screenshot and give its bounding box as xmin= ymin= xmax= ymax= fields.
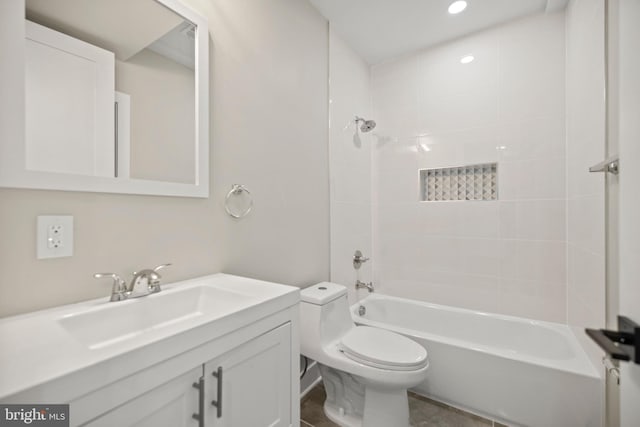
xmin=301 ymin=384 xmax=508 ymax=427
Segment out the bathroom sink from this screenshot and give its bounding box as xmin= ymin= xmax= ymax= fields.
xmin=58 ymin=284 xmax=258 ymax=350
xmin=0 ymin=273 xmax=299 ymax=401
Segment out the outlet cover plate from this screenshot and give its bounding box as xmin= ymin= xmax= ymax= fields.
xmin=37 ymin=215 xmax=73 ymax=259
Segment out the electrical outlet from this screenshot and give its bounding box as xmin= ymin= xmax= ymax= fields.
xmin=37 ymin=216 xmax=73 ymax=259
xmin=48 ymin=224 xmax=63 ymax=249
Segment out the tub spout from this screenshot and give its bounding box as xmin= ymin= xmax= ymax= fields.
xmin=355 ymin=280 xmax=374 ymax=293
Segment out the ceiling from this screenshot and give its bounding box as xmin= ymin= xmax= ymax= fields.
xmin=308 ymin=0 xmax=568 ymax=64
xmin=26 ymin=0 xmax=184 ymax=61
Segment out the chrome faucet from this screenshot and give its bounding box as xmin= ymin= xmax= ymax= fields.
xmin=94 ymin=263 xmax=171 ymax=302
xmin=129 ymin=263 xmax=171 ymax=295
xmin=355 ymin=280 xmax=374 ymax=293
xmin=93 ymin=273 xmax=128 ymax=302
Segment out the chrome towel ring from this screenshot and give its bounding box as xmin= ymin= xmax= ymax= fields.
xmin=224 ymin=184 xmax=253 ymax=218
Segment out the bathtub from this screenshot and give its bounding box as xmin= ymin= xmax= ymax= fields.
xmin=352 ymin=294 xmax=602 ymax=427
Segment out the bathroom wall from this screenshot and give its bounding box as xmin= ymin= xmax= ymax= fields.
xmin=327 ymin=29 xmax=373 ymax=303
xmin=116 ymin=50 xmax=196 ymax=184
xmin=370 ymin=12 xmax=568 ymax=322
xmin=0 ymin=0 xmax=330 ymax=317
xmin=565 ymin=0 xmax=606 ymax=332
xmin=193 ymin=0 xmax=330 ymax=287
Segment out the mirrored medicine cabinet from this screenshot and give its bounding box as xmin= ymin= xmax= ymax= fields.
xmin=0 ymin=0 xmax=209 ymax=197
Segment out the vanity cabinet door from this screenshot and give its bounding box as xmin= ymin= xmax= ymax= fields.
xmin=82 ymin=366 xmax=203 ymax=427
xmin=204 ymin=323 xmax=292 ymax=427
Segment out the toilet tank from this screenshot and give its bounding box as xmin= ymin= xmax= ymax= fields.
xmin=300 ymin=282 xmax=347 ymax=305
xmin=300 ymin=282 xmax=354 ymax=346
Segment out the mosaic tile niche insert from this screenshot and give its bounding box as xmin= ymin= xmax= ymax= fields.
xmin=420 ymin=163 xmax=498 ymax=201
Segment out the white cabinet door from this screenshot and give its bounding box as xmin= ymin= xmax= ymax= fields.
xmin=83 ymin=367 xmax=202 ymax=427
xmin=204 ymin=323 xmax=292 ymax=427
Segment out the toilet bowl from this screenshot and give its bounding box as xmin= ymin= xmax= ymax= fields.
xmin=300 ymin=282 xmax=429 ymax=427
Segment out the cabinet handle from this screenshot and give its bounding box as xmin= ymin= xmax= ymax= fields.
xmin=192 ymin=377 xmax=205 ymax=427
xmin=211 ymin=366 xmax=223 ymax=418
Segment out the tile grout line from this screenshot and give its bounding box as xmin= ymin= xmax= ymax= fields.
xmin=300 ymin=420 xmax=314 ymax=427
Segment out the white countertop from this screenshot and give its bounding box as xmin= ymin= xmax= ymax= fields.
xmin=0 ymin=273 xmax=299 ymax=400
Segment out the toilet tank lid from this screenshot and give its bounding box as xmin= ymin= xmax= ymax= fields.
xmin=300 ymin=282 xmax=347 ymax=305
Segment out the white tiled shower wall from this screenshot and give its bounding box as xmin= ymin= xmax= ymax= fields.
xmin=565 ymin=0 xmax=606 ymax=367
xmin=370 ymin=12 xmax=568 ymax=321
xmin=566 ymin=0 xmax=606 ymax=332
xmin=328 ymin=29 xmax=374 ymax=303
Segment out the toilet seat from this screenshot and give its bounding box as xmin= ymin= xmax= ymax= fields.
xmin=338 ymin=326 xmax=428 ymax=371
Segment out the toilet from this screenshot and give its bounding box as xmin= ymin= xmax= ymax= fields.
xmin=300 ymin=282 xmax=429 ymax=427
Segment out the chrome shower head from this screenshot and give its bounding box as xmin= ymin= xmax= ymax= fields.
xmin=355 ymin=116 xmax=376 ymax=132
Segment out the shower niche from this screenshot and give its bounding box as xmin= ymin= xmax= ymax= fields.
xmin=420 ymin=163 xmax=498 ymax=202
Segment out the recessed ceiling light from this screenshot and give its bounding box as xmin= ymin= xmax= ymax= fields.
xmin=460 ymin=55 xmax=474 ymax=64
xmin=448 ymin=1 xmax=467 ymax=14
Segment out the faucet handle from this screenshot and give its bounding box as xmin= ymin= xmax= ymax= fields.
xmin=94 ymin=273 xmax=127 ymax=302
xmin=353 ymin=250 xmax=370 ymax=270
xmin=153 ymin=263 xmax=172 ymax=273
xmin=94 ymin=272 xmax=124 ymax=283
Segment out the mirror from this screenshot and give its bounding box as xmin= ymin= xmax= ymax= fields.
xmin=0 ymin=0 xmax=208 ymax=197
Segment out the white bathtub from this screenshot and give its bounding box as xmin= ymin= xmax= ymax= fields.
xmin=352 ymin=294 xmax=602 ymax=427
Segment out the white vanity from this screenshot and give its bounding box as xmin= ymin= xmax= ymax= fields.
xmin=0 ymin=274 xmax=300 ymax=427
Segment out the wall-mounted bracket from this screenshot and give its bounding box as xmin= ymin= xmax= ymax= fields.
xmin=586 ymin=315 xmax=639 ymax=364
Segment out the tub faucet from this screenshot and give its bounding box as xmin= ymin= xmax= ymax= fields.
xmin=355 ymin=280 xmax=374 ymax=293
xmin=353 ymin=250 xmax=370 ymax=270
